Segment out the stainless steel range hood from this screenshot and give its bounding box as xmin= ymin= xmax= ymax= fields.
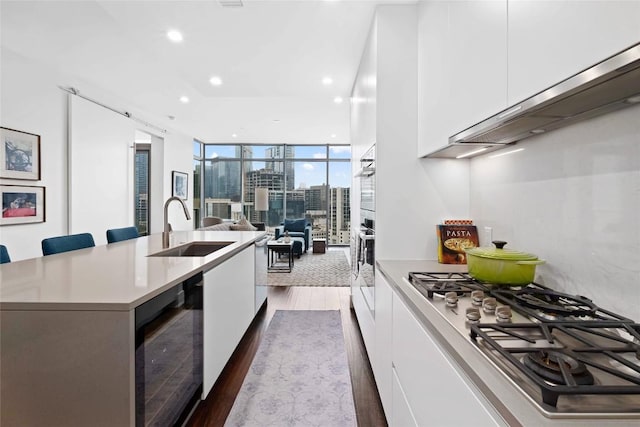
xmin=424 ymin=42 xmax=640 ymax=159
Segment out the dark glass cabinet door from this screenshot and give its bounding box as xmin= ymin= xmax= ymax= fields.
xmin=135 ymin=274 xmax=203 ymax=426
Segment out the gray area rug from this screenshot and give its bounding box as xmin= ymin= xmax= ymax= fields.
xmin=268 ymin=250 xmax=351 ymax=287
xmin=224 ymin=310 xmax=357 ymax=427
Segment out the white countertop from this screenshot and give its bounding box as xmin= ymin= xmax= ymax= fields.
xmin=0 ymin=230 xmax=266 ymax=311
xmin=377 ymin=259 xmax=639 ymax=427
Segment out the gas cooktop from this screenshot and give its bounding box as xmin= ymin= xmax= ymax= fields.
xmin=406 ymin=272 xmax=640 ymax=418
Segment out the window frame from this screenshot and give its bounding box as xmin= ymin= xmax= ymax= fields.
xmin=197 ymin=143 xmax=350 ymax=245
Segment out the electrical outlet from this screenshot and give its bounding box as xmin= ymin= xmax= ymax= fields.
xmin=484 ymin=227 xmax=493 ymax=245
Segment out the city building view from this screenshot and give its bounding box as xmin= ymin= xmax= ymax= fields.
xmin=134 ymin=146 xmax=150 ymax=236
xmin=193 ymin=144 xmax=351 ymax=245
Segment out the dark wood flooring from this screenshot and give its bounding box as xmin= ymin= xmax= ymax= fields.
xmin=186 ymin=286 xmax=387 ymax=427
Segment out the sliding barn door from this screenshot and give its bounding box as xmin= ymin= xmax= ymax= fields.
xmin=69 ymin=95 xmax=135 ymax=245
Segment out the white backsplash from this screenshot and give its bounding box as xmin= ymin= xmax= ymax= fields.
xmin=470 ymin=104 xmax=640 ymax=321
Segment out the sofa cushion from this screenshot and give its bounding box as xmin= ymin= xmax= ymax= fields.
xmin=283 ymin=218 xmax=307 ymax=233
xmin=286 ymin=231 xmax=305 ymax=239
xmin=230 ymin=217 xmax=257 ymax=231
xmin=200 ymin=222 xmax=233 ymax=231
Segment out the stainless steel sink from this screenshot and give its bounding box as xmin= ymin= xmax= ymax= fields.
xmin=148 ymin=241 xmax=234 ymax=257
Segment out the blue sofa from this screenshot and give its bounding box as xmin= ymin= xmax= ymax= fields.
xmin=275 ymin=218 xmax=311 ymax=253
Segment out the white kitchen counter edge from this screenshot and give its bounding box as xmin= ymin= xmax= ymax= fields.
xmin=0 ymin=230 xmax=267 ymax=312
xmin=376 ymin=259 xmax=637 ymax=427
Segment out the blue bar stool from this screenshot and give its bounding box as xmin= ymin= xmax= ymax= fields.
xmin=0 ymin=245 xmax=11 ymax=264
xmin=42 ymin=233 xmax=95 ymax=256
xmin=106 ymin=226 xmax=139 ymax=243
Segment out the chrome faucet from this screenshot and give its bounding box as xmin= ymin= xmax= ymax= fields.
xmin=163 ymin=196 xmax=192 ymax=248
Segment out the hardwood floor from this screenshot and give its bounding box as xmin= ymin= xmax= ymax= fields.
xmin=186 ymin=286 xmax=387 ymax=427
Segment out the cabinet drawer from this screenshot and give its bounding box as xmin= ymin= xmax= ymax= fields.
xmin=392 ymin=295 xmax=500 ymax=426
xmin=392 ymin=366 xmax=418 ymax=427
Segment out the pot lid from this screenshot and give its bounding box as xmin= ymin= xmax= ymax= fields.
xmin=465 ymin=240 xmax=538 ymax=261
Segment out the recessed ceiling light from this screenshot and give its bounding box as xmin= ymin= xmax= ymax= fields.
xmin=334 ymin=96 xmax=343 ymax=104
xmin=232 ymin=133 xmax=237 ymax=138
xmin=331 ymin=134 xmax=336 ymax=138
xmin=179 ymin=96 xmax=189 ymax=104
xmin=209 ymin=76 xmax=223 ymax=86
xmin=272 ymin=119 xmax=281 ymax=123
xmin=166 ymin=30 xmax=183 ymax=43
xmin=322 ymin=77 xmax=333 ymax=85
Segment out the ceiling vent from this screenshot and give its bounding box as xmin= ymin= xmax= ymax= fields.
xmin=218 ymin=0 xmax=243 ymax=7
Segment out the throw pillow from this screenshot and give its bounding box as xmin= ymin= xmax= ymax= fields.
xmin=283 ymin=218 xmax=307 ymax=233
xmin=230 ymin=217 xmax=257 ymax=231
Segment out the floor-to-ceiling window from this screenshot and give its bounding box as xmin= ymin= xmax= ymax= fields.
xmin=193 ymin=140 xmax=203 ymax=228
xmin=202 ymin=145 xmax=242 ymax=223
xmin=135 ymin=144 xmax=150 ymax=235
xmin=243 ymin=145 xmax=285 ymax=227
xmin=196 ymin=143 xmax=351 ymax=245
xmin=328 ymin=146 xmax=351 ymax=244
xmin=288 ymin=146 xmax=329 ymax=241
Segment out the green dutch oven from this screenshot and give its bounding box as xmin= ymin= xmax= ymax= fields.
xmin=464 ymin=240 xmax=545 ymax=286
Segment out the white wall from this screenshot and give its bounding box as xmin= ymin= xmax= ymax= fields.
xmin=374 ymin=5 xmax=469 ymax=260
xmin=149 ymin=133 xmax=165 ymax=235
xmin=350 ymin=15 xmax=377 ymax=232
xmin=162 ymin=132 xmax=195 ymax=232
xmin=470 ymin=105 xmax=640 ymax=321
xmin=1 ymin=49 xmax=69 ymax=261
xmin=351 ymin=5 xmax=470 ymax=261
xmin=1 ymin=48 xmax=193 ymax=261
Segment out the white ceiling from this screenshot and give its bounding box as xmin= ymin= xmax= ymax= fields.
xmin=1 ymin=0 xmax=412 ymax=144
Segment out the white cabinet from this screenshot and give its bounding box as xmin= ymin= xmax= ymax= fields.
xmin=254 ymin=238 xmax=268 ymax=313
xmin=418 ymin=0 xmax=640 ymax=156
xmin=392 ymin=294 xmax=500 ymax=427
xmin=374 ymin=270 xmax=393 ymax=419
xmin=418 ymin=0 xmax=507 ymax=157
xmin=418 ymin=0 xmax=450 ymax=156
xmin=202 ymin=245 xmax=255 ymax=397
xmin=350 ymin=18 xmax=377 ymax=160
xmin=365 ymin=271 xmax=502 ymax=425
xmin=392 ymin=366 xmax=418 ymax=427
xmin=508 ymin=0 xmax=640 ymax=105
xmin=352 ymin=276 xmax=375 ymax=359
xmin=447 ymin=0 xmax=507 ymax=135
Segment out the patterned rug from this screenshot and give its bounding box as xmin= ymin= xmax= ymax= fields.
xmin=268 ymin=250 xmax=351 ymax=287
xmin=224 ymin=310 xmax=357 ymax=427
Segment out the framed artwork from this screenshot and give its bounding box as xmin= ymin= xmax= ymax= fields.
xmin=1 ymin=185 xmax=46 ymax=226
xmin=172 ymin=171 xmax=188 ymax=200
xmin=1 ymin=127 xmax=41 ymax=180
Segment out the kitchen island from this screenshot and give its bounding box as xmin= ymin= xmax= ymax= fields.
xmin=0 ymin=230 xmax=267 ymax=427
xmin=376 ymin=260 xmax=639 ymax=427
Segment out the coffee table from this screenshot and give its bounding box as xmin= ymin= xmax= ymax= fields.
xmin=267 ymin=240 xmax=294 ymax=272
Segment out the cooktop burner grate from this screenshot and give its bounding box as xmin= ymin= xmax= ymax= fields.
xmin=408 ymin=272 xmax=488 ymax=298
xmin=491 ymin=283 xmax=635 ymax=323
xmin=470 ymin=322 xmax=640 ymax=407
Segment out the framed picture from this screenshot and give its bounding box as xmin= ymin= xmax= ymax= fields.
xmin=172 ymin=171 xmax=188 ymax=200
xmin=1 ymin=185 xmax=46 ymax=226
xmin=1 ymin=127 xmax=41 ymax=180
